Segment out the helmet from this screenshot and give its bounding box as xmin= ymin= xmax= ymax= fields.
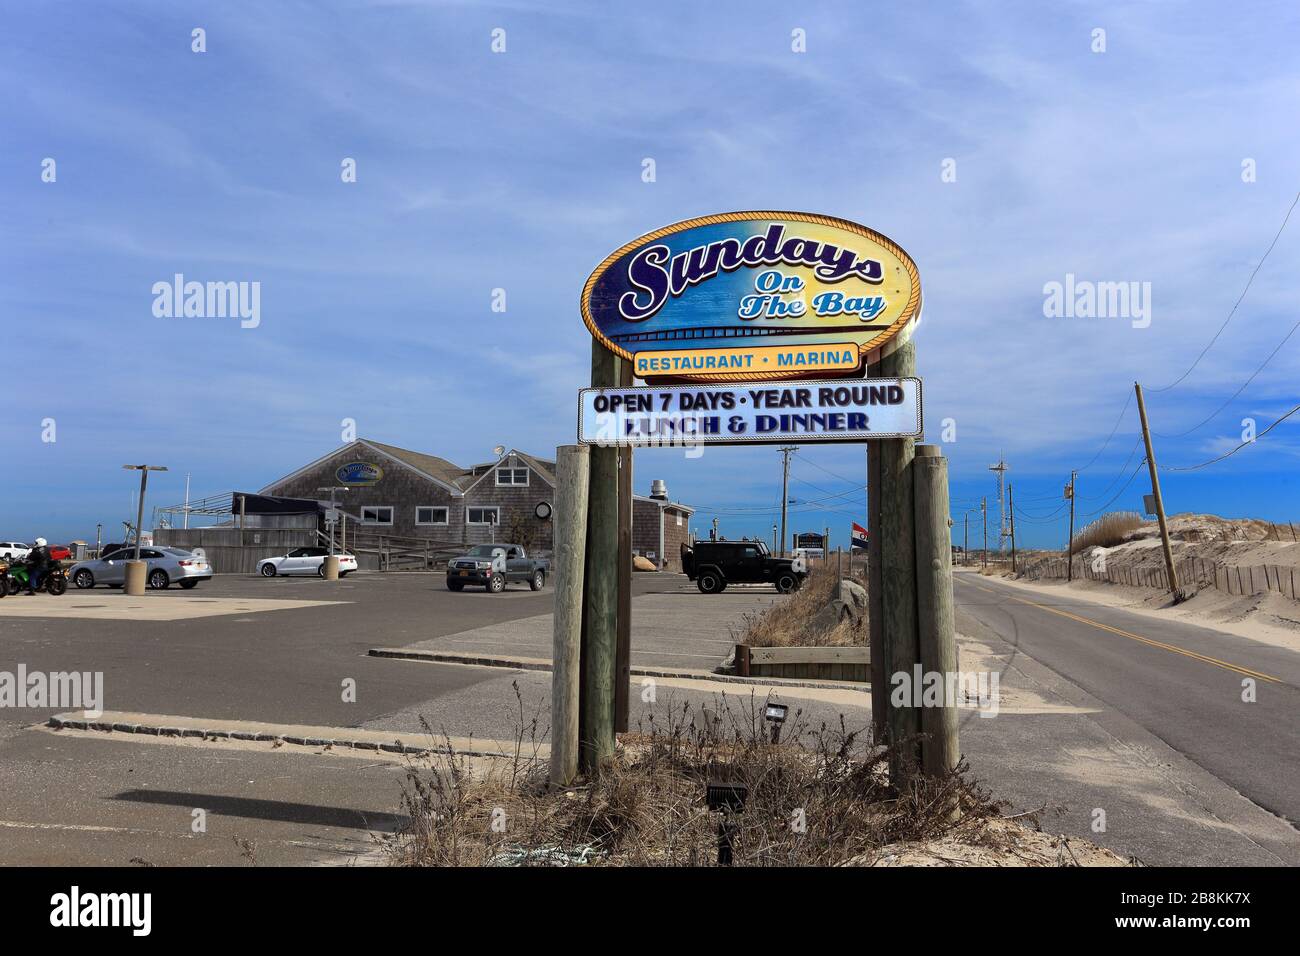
xmin=34 ymin=537 xmax=47 ymax=547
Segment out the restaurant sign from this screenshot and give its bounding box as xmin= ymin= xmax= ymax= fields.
xmin=578 ymin=378 xmax=922 ymax=446
xmin=581 ymin=211 xmax=921 ymax=383
xmin=335 ymin=461 xmax=384 ymax=486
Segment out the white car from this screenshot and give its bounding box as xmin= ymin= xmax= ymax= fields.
xmin=257 ymin=547 xmax=357 ymax=578
xmin=0 ymin=542 xmax=30 ymax=561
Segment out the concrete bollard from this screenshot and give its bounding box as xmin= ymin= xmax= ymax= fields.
xmin=123 ymin=561 xmax=146 ymax=595
xmin=323 ymin=555 xmax=340 ymax=581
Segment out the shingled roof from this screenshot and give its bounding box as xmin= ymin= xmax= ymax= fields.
xmin=363 ymin=439 xmax=474 ymax=490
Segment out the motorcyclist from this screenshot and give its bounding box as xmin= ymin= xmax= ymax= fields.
xmin=26 ymin=538 xmax=51 ymax=594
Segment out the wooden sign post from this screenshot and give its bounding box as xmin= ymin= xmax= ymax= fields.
xmin=555 ymin=211 xmax=956 ymax=795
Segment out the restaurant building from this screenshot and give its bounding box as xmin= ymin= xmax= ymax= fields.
xmin=253 ymin=438 xmax=695 ymax=568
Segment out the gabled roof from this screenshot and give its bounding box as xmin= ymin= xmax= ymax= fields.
xmin=460 ymin=448 xmax=558 ymax=495
xmin=363 ymin=440 xmax=474 ymax=491
xmin=258 ymin=439 xmax=559 ymax=498
xmin=258 ymin=439 xmax=467 ymax=497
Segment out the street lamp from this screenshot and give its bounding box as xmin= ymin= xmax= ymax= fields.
xmin=122 ymin=465 xmax=168 ymax=561
xmin=317 ymin=486 xmax=350 ymax=555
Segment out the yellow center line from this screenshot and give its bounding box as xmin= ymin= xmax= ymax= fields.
xmin=959 ymin=576 xmax=1283 ymax=684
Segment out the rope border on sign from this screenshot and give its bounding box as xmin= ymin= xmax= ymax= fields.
xmin=579 ymin=211 xmax=923 ymax=382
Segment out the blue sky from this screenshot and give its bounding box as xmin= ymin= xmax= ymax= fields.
xmin=3 ymin=0 xmax=1299 ymax=548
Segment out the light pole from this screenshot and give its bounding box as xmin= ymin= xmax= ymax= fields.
xmin=317 ymin=486 xmax=349 ymax=555
xmin=123 ymin=465 xmax=168 ymax=561
xmin=122 ymin=465 xmax=168 ymax=595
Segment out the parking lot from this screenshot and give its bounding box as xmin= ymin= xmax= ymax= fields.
xmin=0 ymin=569 xmax=824 ymax=865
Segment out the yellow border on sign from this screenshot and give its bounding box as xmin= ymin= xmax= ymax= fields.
xmin=579 ymin=210 xmax=922 ymax=382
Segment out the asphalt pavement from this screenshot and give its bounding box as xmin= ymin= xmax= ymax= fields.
xmin=955 ymin=571 xmax=1300 ymax=846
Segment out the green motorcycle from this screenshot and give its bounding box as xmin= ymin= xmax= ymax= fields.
xmin=3 ymin=562 xmax=68 ymax=596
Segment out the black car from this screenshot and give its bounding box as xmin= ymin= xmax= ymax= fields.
xmin=682 ymin=540 xmax=804 ymax=594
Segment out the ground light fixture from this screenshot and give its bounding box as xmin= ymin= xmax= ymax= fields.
xmin=764 ymin=701 xmax=789 ymax=744
xmin=705 ymin=770 xmax=748 ymax=866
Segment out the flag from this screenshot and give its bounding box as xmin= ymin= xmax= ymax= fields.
xmin=851 ymin=522 xmax=869 ymax=551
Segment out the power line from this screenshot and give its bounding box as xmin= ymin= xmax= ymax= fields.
xmin=1077 ymin=436 xmax=1143 ymax=501
xmin=1163 ymin=401 xmax=1300 ymax=472
xmin=796 ymin=455 xmax=865 ymax=486
xmin=1076 ymin=392 xmax=1134 ymax=473
xmin=1152 ymin=313 xmax=1300 ymax=438
xmin=1077 ymin=456 xmax=1147 ymax=517
xmin=1013 ymin=501 xmax=1069 ymax=523
xmin=1147 ymin=187 xmax=1300 ymax=393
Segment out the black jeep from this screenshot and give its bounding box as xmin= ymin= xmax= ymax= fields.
xmin=682 ymin=540 xmax=804 ymax=594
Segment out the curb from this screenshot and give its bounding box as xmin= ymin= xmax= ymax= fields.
xmin=368 ymin=647 xmax=870 ymax=693
xmin=46 ymin=712 xmax=535 ymax=759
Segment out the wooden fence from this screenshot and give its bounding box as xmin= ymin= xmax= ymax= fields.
xmin=1022 ymin=553 xmax=1300 ymax=601
xmin=155 ymin=528 xmax=317 ymax=574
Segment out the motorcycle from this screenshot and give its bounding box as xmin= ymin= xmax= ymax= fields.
xmin=3 ymin=561 xmax=68 ymax=596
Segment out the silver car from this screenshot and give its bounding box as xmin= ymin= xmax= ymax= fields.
xmin=70 ymin=547 xmax=213 ymax=591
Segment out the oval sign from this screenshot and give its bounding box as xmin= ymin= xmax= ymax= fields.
xmin=581 ymin=211 xmax=921 ymax=382
xmin=336 ymin=461 xmax=383 ymax=486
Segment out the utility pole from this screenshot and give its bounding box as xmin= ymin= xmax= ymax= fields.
xmin=981 ymin=497 xmax=987 ymax=569
xmin=183 ymin=473 xmax=192 ymax=530
xmin=1008 ymin=482 xmax=1018 ymax=574
xmin=778 ymin=446 xmax=797 ymax=557
xmin=1135 ymin=382 xmax=1180 ymax=595
xmin=989 ymin=456 xmax=1009 ymax=555
xmin=1065 ymin=471 xmax=1077 ymax=582
xmin=963 ymin=512 xmax=969 ymax=566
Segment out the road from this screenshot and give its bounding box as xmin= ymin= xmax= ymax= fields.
xmin=955 ymin=572 xmax=1300 ymax=831
xmin=4 ymin=568 xmax=1298 ymax=865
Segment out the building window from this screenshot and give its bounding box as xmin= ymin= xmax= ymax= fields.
xmin=360 ymin=506 xmax=394 ymax=525
xmin=495 ymin=467 xmax=529 ymax=486
xmin=467 ymin=507 xmax=499 ymax=525
xmin=676 ymin=512 xmax=683 ymax=526
xmin=416 ymin=506 xmax=448 ymax=526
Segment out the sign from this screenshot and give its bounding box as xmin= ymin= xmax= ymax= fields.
xmin=1143 ymin=494 xmax=1157 ymax=517
xmin=581 ymin=211 xmax=922 ymax=382
xmin=794 ymin=532 xmax=826 ymax=550
xmin=578 ymin=377 xmax=921 ymax=446
xmin=336 ymin=461 xmax=383 ymax=486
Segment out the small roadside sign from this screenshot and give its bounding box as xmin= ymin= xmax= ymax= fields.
xmin=578 ymin=377 xmax=922 ymax=446
xmin=1142 ymin=494 xmax=1157 ymax=517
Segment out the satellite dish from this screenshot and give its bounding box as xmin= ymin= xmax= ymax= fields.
xmin=493 ymin=445 xmax=506 ymax=457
